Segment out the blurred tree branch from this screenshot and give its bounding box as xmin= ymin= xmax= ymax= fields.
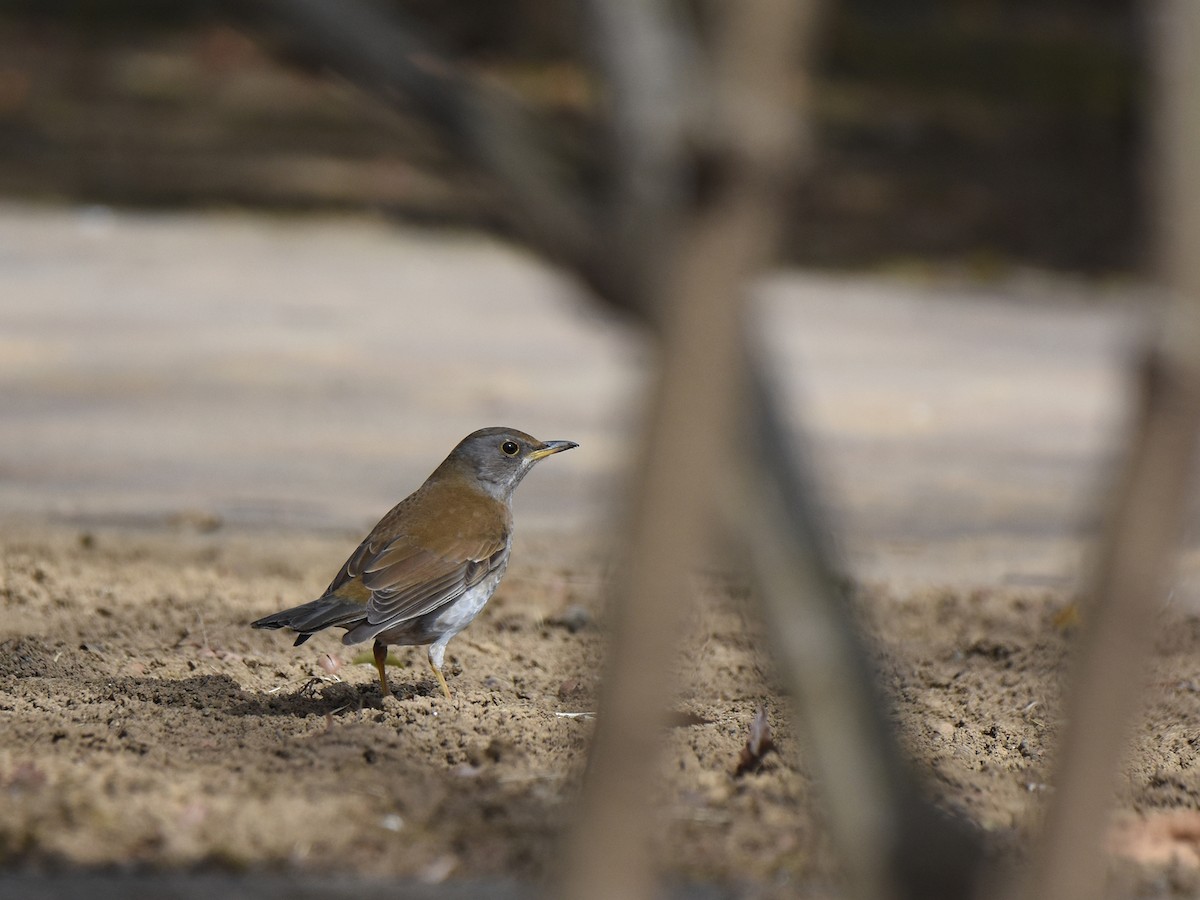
xmin=559 ymin=3 xmax=812 ymax=893
xmin=736 ymin=354 xmax=983 ymax=900
xmin=234 ymin=0 xmax=616 ymax=305
xmin=1019 ymin=3 xmax=1200 ymax=899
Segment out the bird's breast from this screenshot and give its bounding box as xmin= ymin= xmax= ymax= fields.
xmin=406 ymin=478 xmax=512 ymax=551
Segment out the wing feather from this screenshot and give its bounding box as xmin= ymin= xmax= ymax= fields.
xmin=328 ymin=478 xmax=512 ymax=644
xmin=323 ymin=536 xmax=380 ymax=596
xmin=359 ymin=543 xmax=507 ymax=630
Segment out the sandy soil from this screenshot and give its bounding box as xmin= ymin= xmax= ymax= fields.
xmin=3 ymin=521 xmax=1200 ymax=898
xmin=3 ymin=205 xmax=1199 ymax=896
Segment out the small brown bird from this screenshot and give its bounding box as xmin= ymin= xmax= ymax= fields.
xmin=252 ymin=427 xmax=577 ymax=699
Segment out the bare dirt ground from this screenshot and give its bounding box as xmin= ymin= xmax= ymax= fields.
xmin=4 ymin=205 xmax=1200 ymax=897
xmin=6 ymin=523 xmax=1200 ymax=898
xmin=0 ymin=524 xmax=814 ymax=890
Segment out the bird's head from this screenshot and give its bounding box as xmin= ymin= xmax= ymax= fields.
xmin=438 ymin=427 xmax=578 ymax=498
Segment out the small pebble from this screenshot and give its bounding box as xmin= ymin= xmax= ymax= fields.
xmin=555 ymin=605 xmax=592 ymax=633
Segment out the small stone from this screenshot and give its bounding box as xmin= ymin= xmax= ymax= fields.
xmin=553 ymin=605 xmax=592 ymax=633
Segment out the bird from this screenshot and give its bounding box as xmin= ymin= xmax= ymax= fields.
xmin=251 ymin=427 xmax=577 ymax=700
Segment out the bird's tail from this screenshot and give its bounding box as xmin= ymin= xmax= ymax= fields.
xmin=251 ymin=596 xmax=368 ymax=647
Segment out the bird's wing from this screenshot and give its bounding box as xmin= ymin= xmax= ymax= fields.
xmin=356 ymin=534 xmax=509 ymax=630
xmin=324 ymin=480 xmax=511 ymax=635
xmin=323 ymin=533 xmax=381 ymax=599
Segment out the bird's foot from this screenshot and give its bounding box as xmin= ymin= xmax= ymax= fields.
xmin=427 ymin=660 xmax=453 ymax=701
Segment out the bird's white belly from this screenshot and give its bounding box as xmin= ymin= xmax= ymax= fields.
xmin=427 ymin=560 xmax=507 ymax=640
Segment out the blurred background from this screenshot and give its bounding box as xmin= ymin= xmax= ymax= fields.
xmin=7 ymin=8 xmax=1200 ymax=898
xmin=0 ymin=0 xmax=1143 ymax=273
xmin=0 ymin=0 xmax=1164 ymax=593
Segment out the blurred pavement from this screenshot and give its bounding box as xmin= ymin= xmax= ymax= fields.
xmin=1 ymin=203 xmax=1172 ymax=594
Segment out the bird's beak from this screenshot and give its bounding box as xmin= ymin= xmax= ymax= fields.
xmin=528 ymin=440 xmax=579 ymax=461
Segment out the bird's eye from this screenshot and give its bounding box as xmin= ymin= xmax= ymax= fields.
xmin=501 ymin=440 xmax=520 ymax=457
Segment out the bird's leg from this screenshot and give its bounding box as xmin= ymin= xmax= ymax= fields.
xmin=372 ymin=640 xmax=391 ymax=697
xmin=427 ymin=644 xmax=452 ymax=700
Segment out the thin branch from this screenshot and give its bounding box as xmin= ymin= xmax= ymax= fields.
xmin=558 ymin=3 xmax=811 ymax=898
xmin=578 ymin=0 xmax=698 ymax=317
xmin=1020 ymin=3 xmax=1200 ymax=899
xmin=734 ymin=353 xmax=982 ymax=900
xmin=234 ymin=0 xmax=615 ymax=302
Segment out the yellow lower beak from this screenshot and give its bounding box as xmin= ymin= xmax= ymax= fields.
xmin=528 ymin=440 xmax=579 ymax=461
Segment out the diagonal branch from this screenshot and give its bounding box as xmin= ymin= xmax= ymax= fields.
xmin=558 ymin=3 xmax=815 ymax=898
xmin=577 ymin=0 xmax=698 ymax=318
xmin=1019 ymin=5 xmax=1200 ymax=898
xmin=734 ymin=352 xmax=983 ymax=900
xmin=234 ymin=0 xmax=613 ymax=301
